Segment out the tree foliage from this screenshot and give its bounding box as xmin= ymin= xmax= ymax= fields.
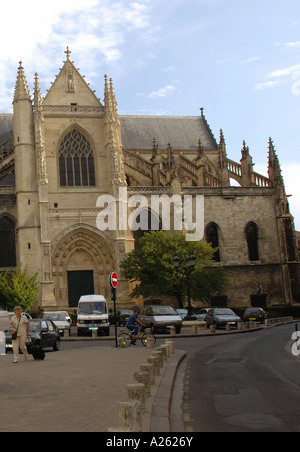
xmin=0 ymin=266 xmax=39 ymax=312
xmin=121 ymin=231 xmax=228 ymax=307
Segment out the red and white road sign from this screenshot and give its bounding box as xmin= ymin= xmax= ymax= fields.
xmin=110 ymin=272 xmax=118 ymax=289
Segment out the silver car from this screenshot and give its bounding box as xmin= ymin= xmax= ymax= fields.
xmin=205 ymin=308 xmax=241 ymax=329
xmin=139 ymin=305 xmax=183 ymax=334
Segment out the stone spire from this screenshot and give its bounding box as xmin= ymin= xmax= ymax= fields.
xmin=218 ymin=129 xmax=230 ymax=187
xmin=13 ymin=61 xmax=31 ymax=102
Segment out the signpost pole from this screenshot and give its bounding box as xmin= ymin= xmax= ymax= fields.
xmin=110 ymin=272 xmax=118 ymax=348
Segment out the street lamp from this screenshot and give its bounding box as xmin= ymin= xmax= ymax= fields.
xmin=173 ymin=253 xmax=197 ymax=321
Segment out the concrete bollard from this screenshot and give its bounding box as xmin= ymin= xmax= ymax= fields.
xmin=127 ymin=383 xmax=146 ymax=410
xmin=0 ymin=332 xmax=5 ymax=356
xmin=147 ymin=356 xmax=161 ymax=376
xmin=118 ymin=401 xmax=142 ymax=432
xmin=92 ymin=329 xmax=97 ymax=339
xmin=192 ymin=326 xmax=198 ymax=335
xmin=140 ymin=363 xmax=155 ymax=385
xmin=157 ymin=346 xmax=168 ymax=363
xmin=244 ymin=322 xmax=250 ymax=330
xmin=210 ymin=325 xmax=216 ymax=334
xmin=161 ymin=343 xmax=171 ymax=359
xmin=152 ymin=351 xmax=164 ymax=369
xmin=169 ymin=326 xmax=176 ymax=335
xmin=134 ymin=372 xmax=151 ymax=396
xmin=165 ymin=340 xmax=175 ymax=355
xmin=226 ymin=324 xmax=231 ymax=332
xmin=249 ymin=321 xmax=254 ymax=329
xmin=237 ymin=322 xmax=243 ymax=331
xmin=146 ymin=337 xmax=155 ymax=349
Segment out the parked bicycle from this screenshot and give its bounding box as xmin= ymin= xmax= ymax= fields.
xmin=118 ymin=326 xmax=156 ymax=348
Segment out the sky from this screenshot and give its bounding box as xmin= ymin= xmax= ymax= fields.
xmin=1 ymin=0 xmax=300 ymax=228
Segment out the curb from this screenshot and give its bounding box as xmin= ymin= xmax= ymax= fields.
xmin=150 ymin=349 xmax=186 ymax=432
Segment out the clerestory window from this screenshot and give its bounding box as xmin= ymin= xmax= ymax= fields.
xmin=59 ymin=129 xmax=96 ymax=188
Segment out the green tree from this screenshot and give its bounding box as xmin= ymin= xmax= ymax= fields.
xmin=121 ymin=231 xmax=228 ymax=307
xmin=0 ymin=266 xmax=39 ymax=312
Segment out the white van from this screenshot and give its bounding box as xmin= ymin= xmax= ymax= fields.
xmin=0 ymin=310 xmax=10 ymax=332
xmin=77 ymin=295 xmax=110 ymax=337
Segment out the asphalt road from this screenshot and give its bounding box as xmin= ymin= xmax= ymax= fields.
xmin=170 ymin=324 xmax=300 ymax=432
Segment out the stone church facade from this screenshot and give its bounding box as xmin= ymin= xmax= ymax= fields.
xmin=0 ymin=49 xmax=298 ymax=313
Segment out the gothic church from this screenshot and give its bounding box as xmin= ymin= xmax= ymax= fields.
xmin=0 ymin=49 xmax=298 ymax=313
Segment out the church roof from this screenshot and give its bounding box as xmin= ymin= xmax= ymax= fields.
xmin=0 ymin=112 xmax=218 ymax=152
xmin=120 ymin=115 xmax=218 ymax=151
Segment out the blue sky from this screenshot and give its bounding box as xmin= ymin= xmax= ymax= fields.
xmin=1 ymin=0 xmax=300 ymax=227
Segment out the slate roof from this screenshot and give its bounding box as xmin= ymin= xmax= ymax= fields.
xmin=120 ymin=115 xmax=218 ymax=151
xmin=0 ymin=113 xmax=218 ymax=152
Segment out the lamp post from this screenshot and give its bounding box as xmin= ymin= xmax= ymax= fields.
xmin=173 ymin=253 xmax=197 ymax=321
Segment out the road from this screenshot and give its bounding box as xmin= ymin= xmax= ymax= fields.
xmin=170 ymin=324 xmax=300 ymax=432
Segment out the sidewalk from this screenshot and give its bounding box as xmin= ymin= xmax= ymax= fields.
xmin=0 ymin=344 xmax=165 ymax=432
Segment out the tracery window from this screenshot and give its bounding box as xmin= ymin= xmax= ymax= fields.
xmin=59 ymin=129 xmax=96 ymax=188
xmin=0 ymin=216 xmax=16 ymax=268
xmin=246 ymin=222 xmax=260 ymax=262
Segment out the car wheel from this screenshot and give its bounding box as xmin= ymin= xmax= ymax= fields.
xmin=53 ymin=339 xmax=60 ymax=351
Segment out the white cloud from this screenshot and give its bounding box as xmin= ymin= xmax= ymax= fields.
xmin=269 ymin=64 xmax=300 ymax=78
xmin=254 ymin=81 xmax=280 ymax=91
xmin=149 ymin=85 xmax=178 ymax=98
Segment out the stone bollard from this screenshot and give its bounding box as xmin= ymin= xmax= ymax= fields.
xmin=118 ymin=401 xmax=142 ymax=432
xmin=249 ymin=321 xmax=254 ymax=329
xmin=226 ymin=324 xmax=231 ymax=332
xmin=147 ymin=356 xmax=161 ymax=376
xmin=244 ymin=322 xmax=250 ymax=330
xmin=161 ymin=343 xmax=171 ymax=359
xmin=210 ymin=325 xmax=216 ymax=334
xmin=165 ymin=340 xmax=175 ymax=355
xmin=92 ymin=329 xmax=97 ymax=339
xmin=134 ymin=372 xmax=151 ymax=397
xmin=140 ymin=363 xmax=155 ymax=385
xmin=127 ymin=383 xmax=146 ymax=411
xmin=64 ymin=329 xmax=69 ymax=338
xmin=237 ymin=322 xmax=243 ymax=331
xmin=169 ymin=326 xmax=176 ymax=335
xmin=192 ymin=326 xmax=198 ymax=335
xmin=157 ymin=346 xmax=168 ymax=363
xmin=152 ymin=351 xmax=164 ymax=369
xmin=0 ymin=332 xmax=5 ymax=356
xmin=146 ymin=337 xmax=155 ymax=349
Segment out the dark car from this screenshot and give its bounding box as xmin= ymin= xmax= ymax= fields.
xmin=110 ymin=310 xmax=134 ymax=326
xmin=205 ymin=308 xmax=241 ymax=329
xmin=6 ymin=319 xmax=60 ymax=354
xmin=243 ymin=308 xmax=267 ymax=324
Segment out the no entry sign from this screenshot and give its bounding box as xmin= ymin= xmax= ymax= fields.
xmin=110 ymin=272 xmax=118 ymax=289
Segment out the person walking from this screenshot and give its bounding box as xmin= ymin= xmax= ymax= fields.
xmin=10 ymin=306 xmax=30 ymax=363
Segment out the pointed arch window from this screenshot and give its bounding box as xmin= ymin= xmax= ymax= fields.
xmin=59 ymin=129 xmax=95 ymax=188
xmin=0 ymin=216 xmax=16 ymax=268
xmin=206 ymin=223 xmax=221 ymax=262
xmin=246 ymin=222 xmax=260 ymax=262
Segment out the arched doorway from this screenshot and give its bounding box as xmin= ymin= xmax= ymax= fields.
xmin=52 ymin=226 xmax=114 ymax=308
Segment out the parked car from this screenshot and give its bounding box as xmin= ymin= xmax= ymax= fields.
xmin=41 ymin=311 xmax=71 ymax=336
xmin=175 ymin=309 xmax=188 ymax=320
xmin=9 ymin=312 xmax=32 ymax=321
xmin=205 ymin=308 xmax=241 ymax=329
xmin=6 ymin=319 xmax=60 ymax=353
xmin=243 ymin=307 xmax=267 ymax=324
xmin=0 ymin=310 xmax=10 ymax=332
xmin=195 ymin=308 xmax=210 ymax=322
xmin=110 ymin=310 xmax=134 ymax=326
xmin=139 ymin=305 xmax=183 ymax=334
